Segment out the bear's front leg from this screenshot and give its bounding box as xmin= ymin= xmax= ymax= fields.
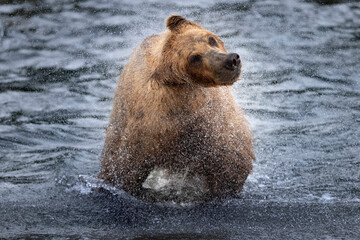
xmin=206 ymin=173 xmax=238 ymax=199
xmin=205 ymin=159 xmax=249 ymax=198
xmin=119 ymin=157 xmax=153 ymax=197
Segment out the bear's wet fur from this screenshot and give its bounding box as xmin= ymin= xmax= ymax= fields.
xmin=99 ymin=15 xmax=255 ymax=202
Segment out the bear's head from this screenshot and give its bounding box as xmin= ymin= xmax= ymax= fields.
xmin=153 ymin=15 xmax=241 ymax=87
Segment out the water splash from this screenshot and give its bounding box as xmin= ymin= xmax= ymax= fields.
xmin=1 ymin=0 xmax=360 ymax=238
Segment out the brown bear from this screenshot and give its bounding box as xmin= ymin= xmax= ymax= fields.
xmin=99 ymin=15 xmax=255 ymax=202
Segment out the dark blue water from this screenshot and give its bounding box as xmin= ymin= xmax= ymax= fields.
xmin=1 ymin=0 xmax=360 ymax=239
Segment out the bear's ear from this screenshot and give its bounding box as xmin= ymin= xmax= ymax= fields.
xmin=166 ymin=15 xmax=194 ymax=31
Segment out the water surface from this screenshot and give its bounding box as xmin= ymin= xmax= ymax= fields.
xmin=1 ymin=0 xmax=360 ymax=239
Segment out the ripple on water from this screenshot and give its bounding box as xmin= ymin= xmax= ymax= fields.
xmin=0 ymin=0 xmax=360 ymax=238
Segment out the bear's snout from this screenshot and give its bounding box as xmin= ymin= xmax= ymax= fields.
xmin=224 ymin=53 xmax=241 ymax=71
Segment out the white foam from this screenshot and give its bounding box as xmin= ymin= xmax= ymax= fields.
xmin=66 ymin=175 xmax=122 ymax=196
xmin=320 ymin=193 xmax=335 ymax=202
xmin=142 ymin=167 xmax=209 ymax=202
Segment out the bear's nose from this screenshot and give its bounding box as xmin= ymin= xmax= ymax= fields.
xmin=224 ymin=53 xmax=241 ymax=71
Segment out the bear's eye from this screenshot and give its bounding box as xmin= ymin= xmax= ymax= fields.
xmin=189 ymin=54 xmax=202 ymax=66
xmin=208 ymin=36 xmax=218 ymax=47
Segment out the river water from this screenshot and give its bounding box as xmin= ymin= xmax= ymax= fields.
xmin=1 ymin=0 xmax=359 ymax=239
